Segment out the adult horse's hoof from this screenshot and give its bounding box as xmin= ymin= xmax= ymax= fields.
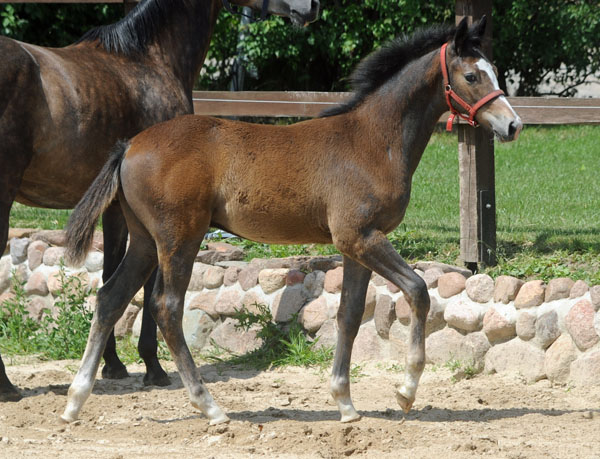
xmin=143 ymin=370 xmax=171 ymax=387
xmin=209 ymin=413 xmax=230 ymax=425
xmin=101 ymin=363 xmax=129 ymax=380
xmin=395 ymin=390 xmax=414 ymax=413
xmin=0 ymin=385 xmax=23 ymax=402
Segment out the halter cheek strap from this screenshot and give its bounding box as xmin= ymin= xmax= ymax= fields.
xmin=440 ymin=42 xmax=505 ymax=132
xmin=222 ymin=0 xmax=270 ymax=22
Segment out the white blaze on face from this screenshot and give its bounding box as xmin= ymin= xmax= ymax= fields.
xmin=475 ymin=58 xmax=519 ymax=119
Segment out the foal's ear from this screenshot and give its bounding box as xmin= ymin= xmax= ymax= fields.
xmin=473 ymin=15 xmax=487 ymax=38
xmin=453 ymin=17 xmax=469 ymax=56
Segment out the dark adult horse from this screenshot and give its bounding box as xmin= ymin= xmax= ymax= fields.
xmin=0 ymin=0 xmax=320 ymax=402
xmin=62 ymin=17 xmax=521 ymax=424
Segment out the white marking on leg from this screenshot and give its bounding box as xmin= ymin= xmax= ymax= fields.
xmin=330 ymin=375 xmax=360 ymax=422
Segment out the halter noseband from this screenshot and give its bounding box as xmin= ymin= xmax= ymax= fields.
xmin=222 ymin=0 xmax=270 ymax=22
xmin=440 ymin=42 xmax=505 ymax=132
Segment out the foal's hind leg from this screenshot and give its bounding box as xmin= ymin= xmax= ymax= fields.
xmin=330 ymin=256 xmax=372 ymax=422
xmin=101 ymin=203 xmax=169 ymax=386
xmin=61 ymin=235 xmax=157 ymax=422
xmin=149 ymin=241 xmax=228 ymax=425
xmin=338 ymin=230 xmax=429 ymax=413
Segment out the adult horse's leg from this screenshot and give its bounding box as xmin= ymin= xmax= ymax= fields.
xmin=100 ymin=201 xmax=130 ymax=380
xmin=101 ymin=203 xmax=169 ymax=385
xmin=138 ymin=269 xmax=171 ymax=386
xmin=62 ymin=233 xmax=157 ymax=422
xmin=149 ymin=240 xmax=228 ymax=425
xmin=330 ymin=256 xmax=372 ymax=422
xmin=0 ymin=154 xmax=28 ymax=402
xmin=338 ymin=230 xmax=429 ymax=413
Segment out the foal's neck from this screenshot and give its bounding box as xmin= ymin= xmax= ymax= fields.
xmin=148 ymin=0 xmax=222 ymax=95
xmin=357 ymin=49 xmax=446 ymax=178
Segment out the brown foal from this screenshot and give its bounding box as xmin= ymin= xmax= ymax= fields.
xmin=0 ymin=0 xmax=319 ymax=401
xmin=62 ymin=17 xmax=521 ymax=424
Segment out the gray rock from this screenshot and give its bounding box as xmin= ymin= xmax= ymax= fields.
xmin=208 ymin=318 xmax=262 ymax=354
xmin=374 ymin=294 xmax=395 ymax=339
xmin=238 ymin=266 xmax=260 ymax=291
xmin=516 ymin=311 xmax=536 ymax=341
xmin=84 ymin=252 xmax=104 ymax=273
xmin=444 ymin=297 xmax=483 ymax=332
xmin=484 ymin=338 xmax=546 ymax=383
xmin=569 ymin=280 xmax=589 ymax=299
xmin=271 ymin=285 xmax=306 ymax=322
xmin=493 ymin=275 xmax=524 ymax=304
xmin=223 ymin=266 xmax=242 ymax=286
xmin=324 ymin=267 xmax=343 ymax=293
xmin=437 ymin=272 xmax=466 ymax=298
xmin=590 ymin=286 xmax=600 ymax=311
xmin=114 ymin=304 xmax=141 ymax=337
xmin=423 ymin=267 xmax=444 ymax=289
xmin=10 ymin=238 xmax=31 ymax=265
xmin=24 ymin=272 xmax=49 ymax=297
xmin=362 ymin=285 xmax=376 ymax=322
xmin=26 ymin=295 xmax=52 ymax=322
xmin=0 ymin=257 xmax=11 ymax=293
xmin=394 ymin=295 xmax=410 ymax=326
xmin=388 ymin=321 xmax=410 ymax=360
xmin=482 ymin=305 xmax=516 ymax=343
xmin=569 ymin=349 xmax=600 ymax=386
xmin=351 ymin=321 xmax=389 ymax=362
xmin=189 ymin=290 xmax=220 ymax=319
xmin=426 ymin=328 xmax=490 ymax=371
xmin=514 ymin=280 xmax=545 ymax=309
xmin=27 ymin=241 xmax=48 ymax=271
xmin=300 ymin=297 xmax=328 ymax=333
xmin=303 ymin=270 xmax=325 ymax=299
xmin=426 ymin=296 xmax=446 ymax=336
xmin=545 ymin=278 xmax=574 ymax=302
xmin=314 ymin=318 xmax=338 ymax=350
xmin=465 ymin=274 xmax=494 ymax=303
xmin=414 ymin=261 xmax=472 ymax=278
xmin=534 ymin=310 xmax=561 ymax=349
xmin=182 ymin=309 xmax=217 ymax=349
xmin=203 ymin=266 xmax=225 ymax=289
xmin=544 ymin=334 xmax=577 ymax=384
xmin=42 ymin=247 xmax=66 ymax=267
xmin=565 ymin=299 xmax=599 ymax=351
xmin=188 ymin=263 xmax=211 ymax=291
xmin=258 ymin=268 xmax=288 ymax=294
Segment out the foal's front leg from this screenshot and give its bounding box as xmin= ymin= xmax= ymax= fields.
xmin=339 ymin=230 xmax=430 ymax=413
xmin=330 ymin=257 xmax=372 ymax=422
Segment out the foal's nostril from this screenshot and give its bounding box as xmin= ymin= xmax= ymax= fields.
xmin=508 ymin=121 xmax=517 ymax=138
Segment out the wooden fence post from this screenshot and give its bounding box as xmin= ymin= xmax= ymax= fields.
xmin=455 ymin=0 xmax=496 ymax=270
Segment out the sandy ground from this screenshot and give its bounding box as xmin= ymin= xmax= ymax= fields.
xmin=1 ymin=358 xmax=599 ymax=459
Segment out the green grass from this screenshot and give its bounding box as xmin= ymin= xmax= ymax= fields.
xmin=9 ymin=125 xmax=600 ymax=282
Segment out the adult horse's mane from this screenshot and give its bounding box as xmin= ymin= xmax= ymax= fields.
xmin=321 ymin=23 xmax=482 ymax=118
xmin=77 ymin=0 xmax=198 ymax=55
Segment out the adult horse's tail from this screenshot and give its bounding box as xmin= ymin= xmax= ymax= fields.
xmin=65 ymin=140 xmax=128 ymax=266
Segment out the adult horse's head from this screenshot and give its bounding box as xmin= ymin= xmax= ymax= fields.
xmin=443 ymin=16 xmax=522 ymax=141
xmin=233 ymin=0 xmax=320 ymax=25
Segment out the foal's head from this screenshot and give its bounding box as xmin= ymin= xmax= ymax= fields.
xmin=240 ymin=0 xmax=320 ymax=25
xmin=445 ymin=17 xmax=522 ymax=141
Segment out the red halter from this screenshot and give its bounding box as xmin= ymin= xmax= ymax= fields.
xmin=440 ymin=42 xmax=505 ymax=132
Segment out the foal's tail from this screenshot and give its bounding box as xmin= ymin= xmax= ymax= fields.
xmin=65 ymin=140 xmax=128 ymax=266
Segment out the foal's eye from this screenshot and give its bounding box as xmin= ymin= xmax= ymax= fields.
xmin=465 ymin=74 xmax=477 ymax=83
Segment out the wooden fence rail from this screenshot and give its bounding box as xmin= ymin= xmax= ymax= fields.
xmin=192 ymin=91 xmax=600 ymax=124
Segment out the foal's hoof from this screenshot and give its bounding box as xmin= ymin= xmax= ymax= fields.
xmin=0 ymin=386 xmax=23 ymax=402
xmin=209 ymin=413 xmax=230 ymax=426
xmin=340 ymin=411 xmax=361 ymax=423
xmin=143 ymin=370 xmax=171 ymax=387
xmin=101 ymin=364 xmax=129 ymax=380
xmin=395 ymin=390 xmax=414 ymax=413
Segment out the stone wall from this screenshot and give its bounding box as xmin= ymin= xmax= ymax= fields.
xmin=2 ymin=229 xmax=600 ymax=386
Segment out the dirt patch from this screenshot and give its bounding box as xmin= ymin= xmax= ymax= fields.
xmin=1 ymin=359 xmax=599 ymax=458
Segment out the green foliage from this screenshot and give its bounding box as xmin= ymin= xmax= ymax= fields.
xmin=0 ymin=276 xmax=41 ymax=355
xmin=0 ymin=264 xmax=94 ymax=361
xmin=204 ymin=303 xmax=333 ymax=370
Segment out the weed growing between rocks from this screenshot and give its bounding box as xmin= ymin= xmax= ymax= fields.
xmin=204 ymin=303 xmax=334 ymax=371
xmin=0 ymin=264 xmax=94 ymax=361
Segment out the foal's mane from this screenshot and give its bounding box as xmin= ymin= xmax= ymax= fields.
xmin=76 ymin=0 xmax=196 ymax=55
xmin=321 ymin=23 xmax=481 ymax=118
